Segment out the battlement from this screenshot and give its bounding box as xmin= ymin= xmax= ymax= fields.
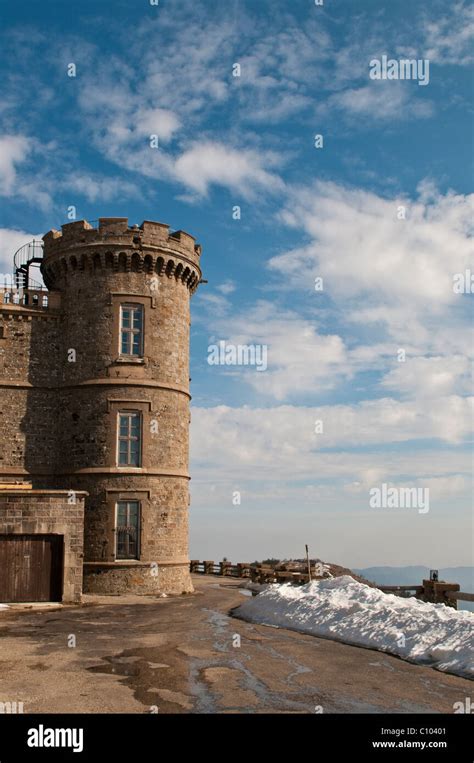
xmin=41 ymin=217 xmax=202 ymax=293
xmin=43 ymin=218 xmax=202 ymax=259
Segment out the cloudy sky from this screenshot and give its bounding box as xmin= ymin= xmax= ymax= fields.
xmin=0 ymin=0 xmax=472 ymax=568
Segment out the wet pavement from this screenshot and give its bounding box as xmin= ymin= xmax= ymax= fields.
xmin=0 ymin=575 xmax=471 ymax=713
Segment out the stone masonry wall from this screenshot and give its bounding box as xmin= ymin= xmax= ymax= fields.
xmin=0 ymin=304 xmax=60 ymax=481
xmin=0 ymin=490 xmax=86 ymax=603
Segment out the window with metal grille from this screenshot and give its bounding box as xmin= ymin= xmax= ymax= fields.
xmin=116 ymin=501 xmax=140 ymax=559
xmin=120 ymin=303 xmax=144 ymax=356
xmin=117 ymin=412 xmax=141 ymax=466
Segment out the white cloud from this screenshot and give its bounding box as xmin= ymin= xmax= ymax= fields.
xmin=419 ymin=474 xmax=472 ymax=500
xmin=325 ymin=83 xmax=434 ymax=122
xmin=0 ymin=134 xmax=56 ymax=209
xmin=103 ymin=107 xmax=181 ymax=148
xmin=45 ymin=4 xmax=464 ymax=200
xmin=191 ymin=397 xmax=473 ymax=486
xmin=0 ymin=227 xmax=42 ymax=277
xmin=422 ymin=1 xmax=474 ymax=65
xmin=0 ymin=135 xmax=30 ymax=195
xmin=198 ymin=292 xmax=232 ymax=318
xmin=134 ymin=108 xmax=181 ymax=142
xmin=381 ymin=355 xmax=472 ymax=398
xmin=233 ymin=23 xmax=331 ymax=122
xmin=216 ymin=280 xmax=236 ymax=295
xmin=63 ymin=174 xmax=139 ymax=203
xmin=272 ymin=181 xmax=473 ymax=327
xmin=173 ymin=142 xmax=283 ymax=198
xmin=196 ymin=180 xmax=473 ymax=402
xmin=78 ymin=65 xmax=283 ymax=197
xmin=130 ymin=14 xmax=233 ymax=117
xmin=202 ymin=299 xmax=350 ymax=400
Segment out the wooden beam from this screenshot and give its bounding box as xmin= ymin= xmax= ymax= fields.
xmin=446 ymin=591 xmax=474 ymax=602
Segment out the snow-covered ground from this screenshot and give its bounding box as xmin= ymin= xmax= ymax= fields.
xmin=235 ymin=575 xmax=474 ymax=679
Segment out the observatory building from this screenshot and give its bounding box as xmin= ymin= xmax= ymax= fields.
xmin=0 ymin=217 xmax=202 ymax=601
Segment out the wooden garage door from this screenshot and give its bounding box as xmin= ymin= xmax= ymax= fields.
xmin=0 ymin=535 xmax=63 ymax=602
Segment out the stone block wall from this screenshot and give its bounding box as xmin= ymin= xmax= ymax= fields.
xmin=0 ymin=490 xmax=86 ymax=603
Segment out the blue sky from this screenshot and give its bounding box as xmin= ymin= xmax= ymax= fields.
xmin=0 ymin=0 xmax=472 ymax=567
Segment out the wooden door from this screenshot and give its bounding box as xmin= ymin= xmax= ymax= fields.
xmin=0 ymin=534 xmax=63 ymax=602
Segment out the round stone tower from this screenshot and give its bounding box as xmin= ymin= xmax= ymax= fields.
xmin=41 ymin=217 xmax=202 ymax=594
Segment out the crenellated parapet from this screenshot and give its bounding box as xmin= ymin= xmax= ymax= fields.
xmin=41 ymin=218 xmax=202 ymax=292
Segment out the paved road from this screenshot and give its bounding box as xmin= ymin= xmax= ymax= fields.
xmin=0 ymin=576 xmax=471 ymax=713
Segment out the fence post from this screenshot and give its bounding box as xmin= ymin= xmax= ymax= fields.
xmin=204 ymin=560 xmax=214 ymax=575
xmin=421 ymin=579 xmax=460 ymax=609
xmin=237 ymin=563 xmax=250 ymax=578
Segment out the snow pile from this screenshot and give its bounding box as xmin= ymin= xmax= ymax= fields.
xmin=234 ymin=575 xmax=474 ymax=678
xmin=317 ymin=562 xmax=332 ymax=577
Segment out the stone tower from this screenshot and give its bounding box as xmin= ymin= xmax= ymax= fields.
xmin=23 ymin=216 xmax=201 ymax=595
